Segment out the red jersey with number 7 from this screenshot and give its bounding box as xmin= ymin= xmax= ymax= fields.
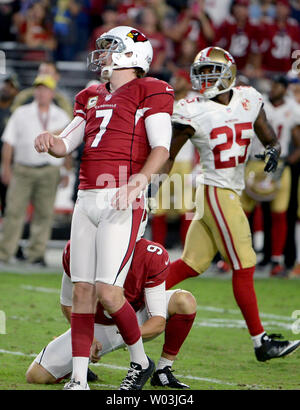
xmin=172 ymin=86 xmax=264 ymax=195
xmin=73 ymin=77 xmax=174 ymax=190
xmin=62 ymin=238 xmax=170 ymax=325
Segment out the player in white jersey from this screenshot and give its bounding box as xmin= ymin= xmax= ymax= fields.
xmin=163 ymin=47 xmax=300 ymax=362
xmin=241 ymin=75 xmax=300 ymax=277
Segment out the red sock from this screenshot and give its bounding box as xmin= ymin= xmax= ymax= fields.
xmin=71 ymin=313 xmax=95 ymax=357
xmin=271 ymin=211 xmax=287 ymax=260
xmin=180 ymin=214 xmax=192 ymax=246
xmin=232 ymin=267 xmax=264 ymax=336
xmin=151 ymin=214 xmax=167 ymax=246
xmin=166 ymin=259 xmax=198 ymax=290
xmin=163 ymin=313 xmax=196 ymax=356
xmin=253 ymin=205 xmax=264 ymax=233
xmin=110 ymin=300 xmax=141 ymax=345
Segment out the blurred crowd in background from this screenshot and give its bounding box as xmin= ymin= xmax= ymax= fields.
xmin=1 ymin=0 xmax=300 ymax=78
xmin=0 ymin=0 xmax=300 ymax=275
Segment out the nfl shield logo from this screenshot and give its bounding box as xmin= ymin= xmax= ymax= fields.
xmin=242 ymin=98 xmax=251 ymax=110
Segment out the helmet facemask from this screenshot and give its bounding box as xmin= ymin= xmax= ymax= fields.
xmin=190 ymin=47 xmax=236 ymax=99
xmin=87 ymin=35 xmax=126 ymax=80
xmin=191 ymin=62 xmax=235 ymax=98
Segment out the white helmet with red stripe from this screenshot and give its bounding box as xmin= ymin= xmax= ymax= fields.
xmin=87 ymin=26 xmax=153 ymax=81
xmin=190 ymin=47 xmax=237 ymax=99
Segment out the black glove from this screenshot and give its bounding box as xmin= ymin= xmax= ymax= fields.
xmin=255 ymin=146 xmax=279 ymax=173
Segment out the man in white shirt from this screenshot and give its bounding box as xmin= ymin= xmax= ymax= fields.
xmin=0 ymin=75 xmax=70 ymax=265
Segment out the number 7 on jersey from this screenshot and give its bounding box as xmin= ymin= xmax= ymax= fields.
xmin=91 ymin=109 xmax=113 ymax=148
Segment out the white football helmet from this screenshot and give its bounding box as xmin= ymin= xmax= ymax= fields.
xmin=190 ymin=47 xmax=237 ymax=99
xmin=87 ymin=26 xmax=153 ymax=80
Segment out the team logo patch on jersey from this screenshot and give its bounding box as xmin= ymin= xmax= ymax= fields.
xmin=87 ymin=96 xmax=98 ymax=109
xmin=127 ymin=29 xmax=148 ymax=43
xmin=242 ymin=98 xmax=251 ymax=111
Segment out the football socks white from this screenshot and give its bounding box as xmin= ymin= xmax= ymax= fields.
xmin=252 ymin=331 xmax=267 ymax=348
xmin=71 ymin=356 xmax=89 ymax=385
xmin=128 ymin=337 xmax=149 ymax=369
xmin=156 ymin=357 xmax=174 ymax=371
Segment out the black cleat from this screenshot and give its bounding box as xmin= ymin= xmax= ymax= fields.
xmin=151 ymin=366 xmax=190 ymax=389
xmin=87 ymin=367 xmax=98 ymax=382
xmin=31 ymin=257 xmax=47 ymax=267
xmin=255 ymin=333 xmax=300 ymax=362
xmin=119 ymin=356 xmax=155 ymax=390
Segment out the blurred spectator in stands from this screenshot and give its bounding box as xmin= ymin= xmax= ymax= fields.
xmin=18 ymin=1 xmax=56 ymax=52
xmin=215 ymin=0 xmax=263 ymax=77
xmin=89 ymin=0 xmax=106 ymax=30
xmin=0 ymin=75 xmax=71 ymax=267
xmin=260 ymin=0 xmax=300 ymax=74
xmin=151 ymin=70 xmax=196 ymax=248
xmin=0 ymin=0 xmax=20 ymax=41
xmin=249 ymin=0 xmax=276 ymax=21
xmin=117 ymin=0 xmax=147 ymax=26
xmin=291 ymin=0 xmax=300 ymax=23
xmin=0 ymin=74 xmax=19 ymax=217
xmin=11 ymin=61 xmax=73 ymax=118
xmin=53 ymin=0 xmax=91 ymax=61
xmin=148 ymin=0 xmax=174 ymax=23
xmin=88 ymin=4 xmax=119 ymax=52
xmin=136 ymin=6 xmax=167 ymax=77
xmin=167 ymin=37 xmax=198 ymax=73
xmin=204 ymin=0 xmax=232 ymax=27
xmin=289 ymin=77 xmax=300 ymax=103
xmin=163 ymin=0 xmax=215 ymax=70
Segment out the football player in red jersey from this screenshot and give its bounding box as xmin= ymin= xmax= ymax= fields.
xmin=25 ymin=234 xmax=196 ymax=390
xmin=34 ymin=26 xmax=174 ymax=390
xmin=260 ymin=0 xmax=300 ymax=74
xmin=215 ymin=0 xmax=263 ymax=74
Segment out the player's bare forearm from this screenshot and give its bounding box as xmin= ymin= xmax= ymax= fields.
xmin=140 ymin=316 xmax=166 ymax=340
xmin=254 ymin=107 xmax=281 ymax=155
xmin=1 ymin=143 xmax=14 ymax=185
xmin=34 ymin=132 xmax=67 ymax=158
xmin=159 ymin=123 xmax=195 ymax=176
xmin=131 ymin=146 xmax=170 ymax=189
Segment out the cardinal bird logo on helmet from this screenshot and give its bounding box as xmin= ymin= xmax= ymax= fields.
xmin=127 ymin=29 xmax=148 ymax=42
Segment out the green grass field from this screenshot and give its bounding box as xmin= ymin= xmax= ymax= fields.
xmin=0 ymin=271 xmax=300 ymax=390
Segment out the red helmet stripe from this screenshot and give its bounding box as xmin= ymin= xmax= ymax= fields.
xmin=206 ymin=47 xmax=214 ymax=57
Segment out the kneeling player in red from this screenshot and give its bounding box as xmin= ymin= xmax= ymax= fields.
xmin=26 ymin=237 xmax=196 ymax=390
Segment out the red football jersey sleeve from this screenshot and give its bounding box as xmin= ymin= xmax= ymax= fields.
xmin=73 ymin=84 xmax=99 ymax=120
xmin=72 ymin=78 xmax=174 ymax=189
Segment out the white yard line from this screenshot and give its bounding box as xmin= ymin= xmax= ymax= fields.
xmin=197 ymin=305 xmax=294 ymax=322
xmin=18 ymin=285 xmax=296 ymax=324
xmin=18 ymin=285 xmax=295 ymax=329
xmin=194 ymin=318 xmax=292 ymax=330
xmin=0 ymin=349 xmax=262 ymax=389
xmin=20 ymin=285 xmax=60 ymax=294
